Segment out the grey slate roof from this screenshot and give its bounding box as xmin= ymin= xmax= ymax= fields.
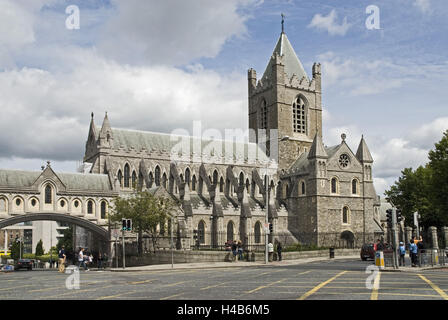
xmin=0 ymin=169 xmax=112 ymax=191
xmin=104 ymin=127 xmax=269 ymax=161
xmin=262 ymin=32 xmax=308 ymax=83
xmin=288 ymin=144 xmax=340 ymax=173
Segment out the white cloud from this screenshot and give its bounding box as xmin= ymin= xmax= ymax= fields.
xmin=98 ymin=0 xmax=251 ymax=66
xmin=307 ymin=9 xmax=351 ymax=36
xmin=414 ymin=0 xmax=432 ymax=14
xmin=0 ymin=50 xmax=247 ymax=161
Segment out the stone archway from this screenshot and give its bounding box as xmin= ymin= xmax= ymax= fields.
xmin=340 ymin=230 xmax=355 ymax=249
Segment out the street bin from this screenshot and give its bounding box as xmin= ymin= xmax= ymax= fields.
xmin=329 ymin=248 xmax=335 ymax=259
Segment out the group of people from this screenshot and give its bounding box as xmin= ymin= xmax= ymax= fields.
xmin=226 ymin=240 xmax=244 ymax=261
xmin=225 ymin=240 xmax=283 ymax=262
xmin=375 ymin=236 xmax=423 ymax=267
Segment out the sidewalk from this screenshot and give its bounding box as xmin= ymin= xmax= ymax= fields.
xmin=110 ymin=255 xmax=360 ymax=272
xmin=381 ymin=264 xmax=448 ymax=273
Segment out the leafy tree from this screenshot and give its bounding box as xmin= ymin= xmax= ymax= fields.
xmin=385 ymin=130 xmax=448 ymax=229
xmin=10 ymin=240 xmax=21 ymax=261
xmin=56 ymin=225 xmax=73 ymax=254
xmin=35 ymin=239 xmax=44 ymax=256
xmin=111 ymin=191 xmax=177 ymax=255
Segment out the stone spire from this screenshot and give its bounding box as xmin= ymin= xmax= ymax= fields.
xmin=100 ymin=112 xmax=111 ymax=134
xmin=308 ymin=131 xmax=328 ymax=159
xmin=356 ymin=135 xmax=373 ymax=163
xmin=261 ymin=30 xmax=308 ymax=83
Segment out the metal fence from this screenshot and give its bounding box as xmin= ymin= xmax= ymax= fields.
xmin=417 ymin=249 xmax=448 ymax=267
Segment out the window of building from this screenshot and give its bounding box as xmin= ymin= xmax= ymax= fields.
xmin=185 ymin=168 xmax=191 ymax=188
xmin=342 ymin=206 xmax=350 ymax=224
xmin=292 ymin=96 xmax=307 ymax=134
xmin=213 ymin=170 xmax=218 ymax=186
xmin=148 ymin=172 xmax=154 ymax=188
xmin=339 ymin=154 xmax=350 ymax=168
xmin=60 ymin=200 xmax=65 ymax=207
xmin=219 ymin=177 xmax=224 ymax=193
xmin=301 ymin=181 xmax=306 ymax=195
xmin=117 ymin=170 xmax=123 ymax=187
xmin=162 ymin=173 xmax=167 ymax=188
xmin=45 ymin=185 xmax=52 ymax=204
xmin=31 ymin=199 xmax=37 ymax=207
xmin=192 ymin=175 xmax=197 ymax=191
xmin=15 ymin=198 xmax=21 ymax=206
xmin=254 ymin=221 xmax=262 ymax=244
xmin=124 ymin=164 xmax=130 ymax=188
xmin=198 ymin=220 xmax=205 ymax=244
xmin=74 ymin=200 xmax=79 ymax=208
xmin=131 ymin=171 xmax=137 ymax=188
xmin=331 ymin=178 xmax=338 ymax=194
xmin=352 ymin=179 xmax=358 ymax=195
xmin=0 ymin=198 xmax=6 ymax=212
xmin=87 ymin=200 xmax=93 ymax=214
xmin=227 ymin=221 xmax=234 ymax=242
xmin=101 ymin=201 xmax=107 ymax=219
xmin=155 ymin=166 xmax=161 ymax=186
xmin=260 ymin=99 xmax=268 ymax=129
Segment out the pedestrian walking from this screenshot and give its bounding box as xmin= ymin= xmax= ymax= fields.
xmin=276 ymin=242 xmax=283 ymax=261
xmin=97 ymin=252 xmax=103 ymax=270
xmin=78 ymin=248 xmax=88 ymax=271
xmin=398 ymin=242 xmax=405 ymax=267
xmin=58 ymin=246 xmax=66 ymax=273
xmin=231 ymin=240 xmax=238 ymax=262
xmin=409 ymin=239 xmax=417 ymax=267
xmin=268 ymin=242 xmax=274 ymax=262
xmin=102 ymin=252 xmax=108 ymax=269
xmin=237 ymin=240 xmax=243 ymax=261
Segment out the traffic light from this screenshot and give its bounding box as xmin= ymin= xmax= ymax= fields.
xmin=386 ymin=209 xmax=393 ymax=227
xmin=193 ymin=229 xmax=198 ymax=240
xmin=122 ymin=219 xmax=132 ymax=231
xmin=396 ymin=209 xmax=403 ymax=223
xmin=269 ymin=223 xmax=273 ymax=233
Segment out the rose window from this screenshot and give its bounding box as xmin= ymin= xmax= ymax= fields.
xmin=339 ymin=154 xmax=350 ymax=168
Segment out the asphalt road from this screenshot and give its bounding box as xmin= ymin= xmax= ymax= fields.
xmin=1 ymin=258 xmax=447 ymax=300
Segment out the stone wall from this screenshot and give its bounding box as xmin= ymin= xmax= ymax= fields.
xmin=119 ymin=248 xmax=359 ymax=267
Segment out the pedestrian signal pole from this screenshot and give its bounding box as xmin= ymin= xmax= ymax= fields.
xmin=121 ymin=218 xmax=132 ymax=269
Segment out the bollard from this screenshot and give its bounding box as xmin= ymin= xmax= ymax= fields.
xmin=329 ymin=247 xmax=335 ymax=259
xmin=375 ymin=251 xmax=384 ymax=270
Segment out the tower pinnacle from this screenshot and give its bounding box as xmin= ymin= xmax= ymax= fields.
xmin=281 ymin=13 xmax=285 ymax=33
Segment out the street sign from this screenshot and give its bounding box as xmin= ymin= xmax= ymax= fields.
xmin=112 ymin=229 xmax=120 ymax=238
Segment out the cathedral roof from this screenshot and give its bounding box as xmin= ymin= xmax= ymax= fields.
xmin=0 ymin=169 xmax=112 ymax=191
xmin=102 ymin=127 xmax=269 ymax=162
xmin=308 ymin=133 xmax=327 ymax=159
xmin=356 ymin=135 xmax=374 ymax=163
xmin=261 ymin=32 xmax=308 ymax=83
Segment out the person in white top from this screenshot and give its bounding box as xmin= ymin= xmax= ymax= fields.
xmin=268 ymin=242 xmax=274 ymax=262
xmin=78 ymin=248 xmax=89 ymax=271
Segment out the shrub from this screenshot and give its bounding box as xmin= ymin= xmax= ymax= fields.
xmin=35 ymin=240 xmax=44 ymax=256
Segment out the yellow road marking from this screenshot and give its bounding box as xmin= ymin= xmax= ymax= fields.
xmin=96 ymin=290 xmax=137 ymax=300
xmin=297 ymin=291 xmax=442 ymax=298
xmin=43 ymin=285 xmax=115 ymax=299
xmin=246 ymin=279 xmax=285 ymax=294
xmin=298 ymin=271 xmax=312 ymax=276
xmin=297 ymin=271 xmax=348 ymax=300
xmin=130 ymin=279 xmax=153 ymax=285
xmin=160 ymin=293 xmax=184 ymax=300
xmin=418 ymin=274 xmax=448 ymax=300
xmin=371 ymin=271 xmax=381 ymax=300
xmin=201 ymin=282 xmax=227 ymax=290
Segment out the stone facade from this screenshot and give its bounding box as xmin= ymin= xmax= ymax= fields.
xmin=0 ymin=29 xmax=382 ymax=249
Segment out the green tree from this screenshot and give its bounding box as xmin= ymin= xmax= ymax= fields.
xmin=385 ymin=130 xmax=448 ymax=229
xmin=35 ymin=239 xmax=44 ymax=256
xmin=56 ymin=225 xmax=73 ymax=254
xmin=10 ymin=240 xmax=21 ymax=261
xmin=111 ymin=191 xmax=177 ymax=254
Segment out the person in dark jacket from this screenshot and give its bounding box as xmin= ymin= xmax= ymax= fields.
xmin=231 ymin=240 xmax=238 ymax=262
xmin=276 ymin=242 xmax=283 ymax=261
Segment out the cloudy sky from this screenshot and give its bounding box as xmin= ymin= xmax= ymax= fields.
xmin=0 ymin=0 xmax=447 ymax=197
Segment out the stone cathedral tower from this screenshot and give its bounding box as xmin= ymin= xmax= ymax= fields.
xmin=248 ymin=28 xmax=322 ymax=171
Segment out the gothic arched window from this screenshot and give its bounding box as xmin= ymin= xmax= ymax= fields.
xmin=192 ymin=175 xmax=197 ymax=191
xmin=342 ymin=206 xmax=350 ymax=224
xmin=87 ymin=200 xmax=94 ymax=214
xmin=185 ymin=168 xmax=191 ymax=188
xmin=155 ymin=166 xmax=161 ymax=186
xmin=239 ymin=172 xmax=244 ymax=187
xmin=227 ymin=221 xmax=234 ymax=241
xmin=301 ymin=181 xmax=306 ymax=195
xmin=45 ymin=185 xmax=52 ymax=204
xmin=162 ymin=173 xmax=167 ymax=188
xmin=131 ymin=171 xmax=137 ymax=188
xmin=292 ymin=96 xmax=307 ymax=134
xmin=331 ymin=177 xmax=338 ymax=194
xmin=213 ymin=170 xmax=218 ymax=185
xmin=124 ymin=164 xmax=130 ymax=188
xmin=101 ymin=201 xmax=107 ymax=219
xmin=198 ymin=220 xmax=205 ymax=244
xmin=254 ymin=221 xmax=262 ymax=244
xmin=352 ymin=179 xmax=358 ymax=195
xmin=260 ymin=99 xmax=268 ymax=129
xmin=117 ymin=170 xmax=123 ymax=187
xmin=219 ymin=177 xmax=224 ymax=193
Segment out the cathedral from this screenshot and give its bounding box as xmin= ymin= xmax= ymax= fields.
xmin=0 ymin=28 xmax=383 ymax=252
